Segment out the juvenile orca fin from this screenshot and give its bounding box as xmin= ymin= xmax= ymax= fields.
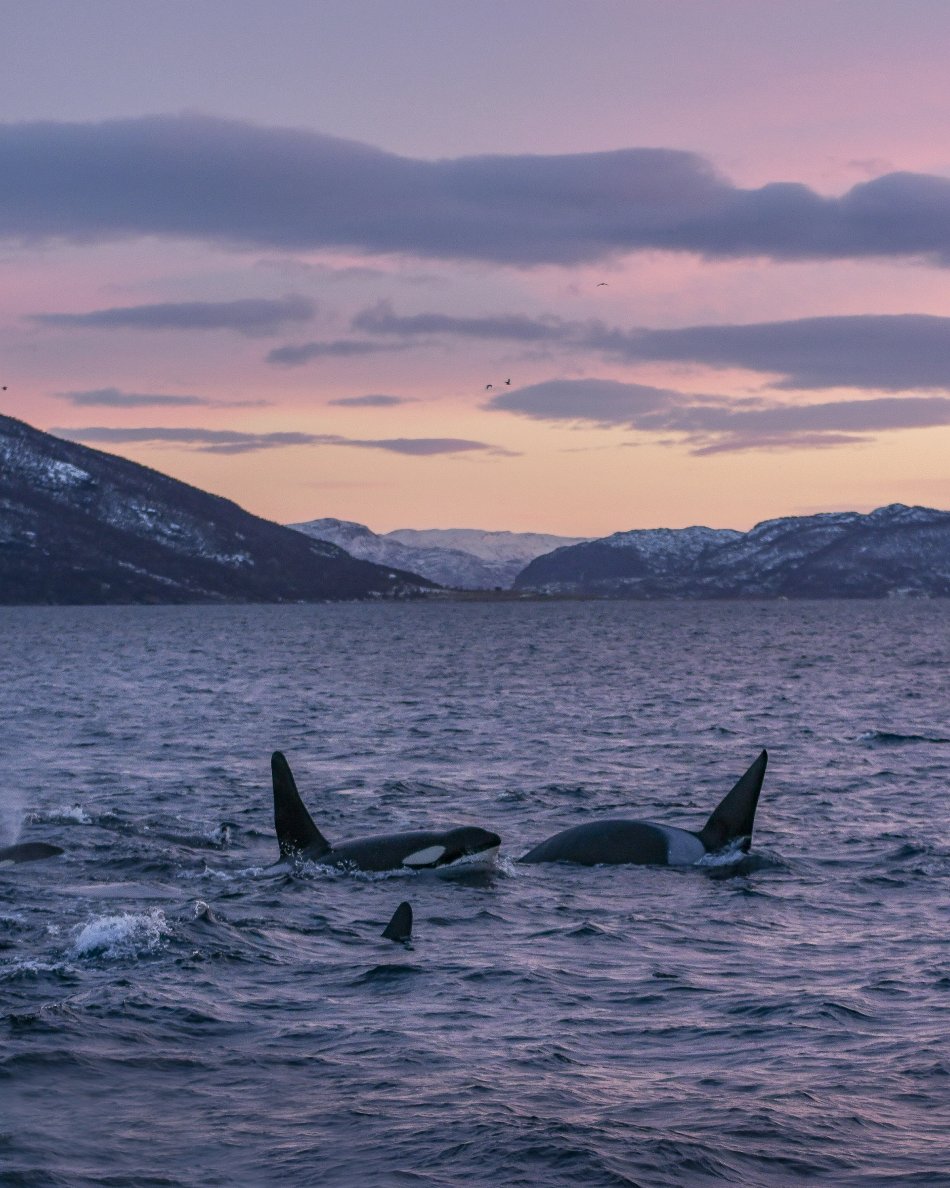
xmin=271 ymin=751 xmax=331 ymax=860
xmin=696 ymin=750 xmax=768 ymax=853
xmin=382 ymin=901 xmax=413 ymax=942
xmin=0 ymin=842 xmax=64 ymax=865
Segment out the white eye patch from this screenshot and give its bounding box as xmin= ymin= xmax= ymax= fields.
xmin=402 ymin=845 xmax=447 ymax=868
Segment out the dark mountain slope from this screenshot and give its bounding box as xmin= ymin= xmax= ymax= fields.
xmin=0 ymin=415 xmax=433 ymax=604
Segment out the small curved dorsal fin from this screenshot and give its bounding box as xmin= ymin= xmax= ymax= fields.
xmin=382 ymin=901 xmax=413 ymax=942
xmin=697 ymin=750 xmax=768 ymax=853
xmin=271 ymin=751 xmax=330 ymax=859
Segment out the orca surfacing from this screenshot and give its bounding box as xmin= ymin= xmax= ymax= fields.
xmin=519 ymin=750 xmax=768 ymax=867
xmin=271 ymin=751 xmax=501 ymax=873
xmin=0 ymin=842 xmax=64 ymax=866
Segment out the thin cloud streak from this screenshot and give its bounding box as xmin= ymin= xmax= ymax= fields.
xmin=56 ymin=388 xmax=268 ymax=409
xmin=32 ymin=294 xmax=314 ymax=336
xmin=327 ymin=394 xmax=413 ymax=407
xmin=58 ymin=388 xmax=208 ymax=408
xmin=4 ymin=113 xmax=950 ymax=266
xmin=486 ymin=379 xmax=950 ymax=453
xmin=353 ymin=301 xmax=566 ymax=342
xmin=266 ymin=340 xmax=405 ymax=366
xmin=52 ymin=425 xmax=514 ymax=457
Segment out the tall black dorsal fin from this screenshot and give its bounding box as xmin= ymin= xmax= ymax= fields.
xmin=696 ymin=750 xmax=768 ymax=853
xmin=382 ymin=901 xmax=413 ymax=942
xmin=271 ymin=751 xmax=330 ymax=859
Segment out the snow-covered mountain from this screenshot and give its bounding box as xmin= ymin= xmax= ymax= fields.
xmin=289 ymin=518 xmax=590 ymax=589
xmin=514 ymin=505 xmax=950 ymax=598
xmin=0 ymin=416 xmax=433 ymax=604
xmin=385 ymin=528 xmax=590 ymax=564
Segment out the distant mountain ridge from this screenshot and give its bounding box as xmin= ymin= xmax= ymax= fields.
xmin=0 ymin=415 xmax=433 ymax=604
xmin=514 ymin=504 xmax=950 ymax=598
xmin=289 ymin=518 xmax=589 ymax=589
xmin=3 ymin=414 xmax=945 ymax=603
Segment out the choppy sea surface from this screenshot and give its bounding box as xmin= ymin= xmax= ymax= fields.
xmin=2 ymin=600 xmax=948 ymax=1187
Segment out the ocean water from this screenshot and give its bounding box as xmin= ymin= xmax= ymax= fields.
xmin=1 ymin=599 xmax=948 ymax=1187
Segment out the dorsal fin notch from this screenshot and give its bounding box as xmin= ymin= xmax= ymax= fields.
xmin=271 ymin=751 xmax=330 ymax=860
xmin=696 ymin=750 xmax=768 ymax=853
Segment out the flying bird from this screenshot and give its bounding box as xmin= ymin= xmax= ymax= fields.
xmin=485 ymin=383 xmax=493 ymax=390
xmin=505 ymin=378 xmax=512 ymax=385
xmin=596 ymin=282 xmax=609 ymax=287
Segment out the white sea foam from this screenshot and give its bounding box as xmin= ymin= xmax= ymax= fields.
xmin=49 ymin=804 xmax=93 ymax=825
xmin=205 ymin=823 xmax=232 ymax=846
xmin=183 ymin=863 xmax=267 ymax=882
xmin=696 ymin=838 xmax=750 ymax=867
xmin=437 ymin=845 xmax=500 ymax=877
xmin=298 ymin=857 xmax=414 ymax=882
xmin=3 ymin=958 xmax=67 ymax=979
xmin=70 ymin=909 xmax=169 ymax=960
xmin=26 ymin=803 xmax=92 ymax=826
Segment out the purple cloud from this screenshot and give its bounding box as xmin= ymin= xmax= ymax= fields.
xmin=4 ymin=114 xmax=950 ymax=266
xmin=487 ymin=378 xmax=676 ymax=427
xmin=32 ymin=294 xmax=314 ymax=336
xmin=619 ymin=314 xmax=950 ymax=391
xmin=486 ymin=378 xmax=950 ymax=453
xmin=357 ymin=305 xmax=950 ymax=393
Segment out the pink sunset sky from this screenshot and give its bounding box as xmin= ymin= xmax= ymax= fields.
xmin=3 ymin=0 xmax=950 ymax=535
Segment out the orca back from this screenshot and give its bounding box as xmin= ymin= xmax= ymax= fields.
xmin=0 ymin=842 xmax=64 ymax=865
xmin=519 ymin=820 xmax=672 ymax=865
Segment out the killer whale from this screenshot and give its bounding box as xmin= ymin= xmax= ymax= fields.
xmin=272 ymin=751 xmax=501 ymax=873
xmin=519 ymin=750 xmax=767 ymax=866
xmin=0 ymin=842 xmax=64 ymax=866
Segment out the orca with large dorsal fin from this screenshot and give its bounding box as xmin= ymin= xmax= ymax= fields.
xmin=519 ymin=750 xmax=768 ymax=866
xmin=272 ymin=752 xmax=501 ymax=873
xmin=382 ymin=901 xmax=413 ymax=942
xmin=0 ymin=842 xmax=64 ymax=866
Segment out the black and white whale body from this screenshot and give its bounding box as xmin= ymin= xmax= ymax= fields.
xmin=272 ymin=751 xmax=501 ymax=873
xmin=0 ymin=842 xmax=64 ymax=866
xmin=519 ymin=750 xmax=768 ymax=866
